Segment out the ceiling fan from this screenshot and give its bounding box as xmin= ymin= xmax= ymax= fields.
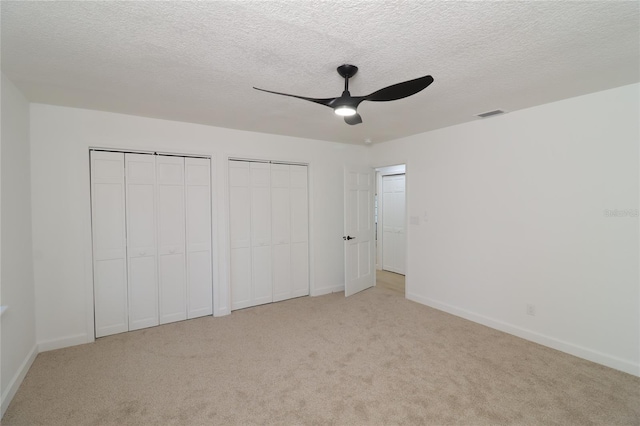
xmin=253 ymin=64 xmax=434 ymax=125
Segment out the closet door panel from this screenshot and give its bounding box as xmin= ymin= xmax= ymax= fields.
xmin=126 ymin=153 xmax=159 ymax=331
xmin=158 ymin=254 xmax=186 ymax=322
xmin=188 ymin=250 xmax=214 ymax=315
xmin=230 ymin=247 xmax=251 ymax=310
xmin=271 ymin=164 xmax=292 ymax=301
xmin=157 ymin=156 xmax=187 ymax=324
xmin=229 ymin=161 xmax=251 ymax=310
xmin=91 ymin=151 xmax=128 ymax=337
xmin=291 ymin=242 xmax=310 ymax=297
xmin=128 ymin=256 xmax=159 ymax=330
xmin=185 ymin=158 xmax=213 ymax=318
xmin=271 ymin=164 xmax=291 ymax=245
xmin=228 ymin=158 xmax=249 ymax=252
xmin=290 ymin=165 xmax=309 ymax=244
xmin=290 ymin=165 xmax=309 ymax=296
xmin=272 ymin=243 xmax=291 ymax=302
xmin=94 ymin=260 xmax=128 ymax=336
xmin=250 ymin=162 xmax=272 ymax=305
xmin=252 ymin=245 xmax=272 ymax=305
xmin=250 ymin=163 xmax=271 ymax=247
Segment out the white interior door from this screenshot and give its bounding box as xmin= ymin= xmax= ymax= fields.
xmin=156 ymin=155 xmax=187 ymax=324
xmin=344 ymin=166 xmax=375 ymax=297
xmin=185 ymin=157 xmax=213 ymax=319
xmin=91 ymin=151 xmax=128 ymax=338
xmin=125 ymin=153 xmax=159 ymax=331
xmin=382 ymin=174 xmax=406 ymax=274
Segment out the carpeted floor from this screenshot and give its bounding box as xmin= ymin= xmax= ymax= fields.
xmin=3 ymin=285 xmax=639 ymax=425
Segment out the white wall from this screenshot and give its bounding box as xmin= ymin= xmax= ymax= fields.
xmin=29 ymin=104 xmax=369 ymax=350
xmin=1 ymin=74 xmax=37 ymax=415
xmin=371 ymin=83 xmax=640 ymax=375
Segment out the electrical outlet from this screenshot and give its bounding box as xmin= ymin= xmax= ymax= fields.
xmin=526 ymin=304 xmax=536 ymax=316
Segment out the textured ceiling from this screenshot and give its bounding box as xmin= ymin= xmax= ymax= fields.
xmin=2 ymin=1 xmax=639 ymax=144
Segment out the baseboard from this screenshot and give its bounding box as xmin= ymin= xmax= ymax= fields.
xmin=1 ymin=344 xmax=38 ymax=417
xmin=311 ymin=285 xmax=344 ymax=296
xmin=37 ymin=333 xmax=88 ymax=353
xmin=406 ymin=292 xmax=640 ymax=377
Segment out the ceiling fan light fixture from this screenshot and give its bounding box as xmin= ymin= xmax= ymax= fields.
xmin=334 ymin=105 xmax=357 ymax=116
xmin=253 ymin=64 xmax=434 ymax=126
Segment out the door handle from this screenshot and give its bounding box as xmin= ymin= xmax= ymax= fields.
xmin=343 ymin=236 xmax=355 ymax=241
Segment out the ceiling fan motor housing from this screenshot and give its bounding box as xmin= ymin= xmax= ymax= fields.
xmin=337 ymin=64 xmax=359 ymax=79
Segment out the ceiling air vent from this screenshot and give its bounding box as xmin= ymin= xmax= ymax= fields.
xmin=476 ymin=109 xmax=505 ymax=118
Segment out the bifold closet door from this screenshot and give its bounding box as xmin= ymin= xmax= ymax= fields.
xmin=272 ymin=164 xmax=309 ymax=302
xmin=271 ymin=165 xmax=292 ymax=302
xmin=229 ymin=161 xmax=273 ymax=309
xmin=230 ymin=160 xmax=308 ymax=310
xmin=185 ymin=157 xmax=213 ymax=318
xmin=289 ymin=165 xmax=309 ymax=298
xmin=156 ymin=156 xmax=187 ymax=324
xmin=229 ymin=161 xmax=252 ymax=310
xmin=126 ymin=153 xmax=159 ymax=330
xmin=250 ymin=163 xmax=272 ymax=306
xmin=93 ymin=152 xmax=213 ymax=336
xmin=91 ymin=151 xmax=128 ymax=338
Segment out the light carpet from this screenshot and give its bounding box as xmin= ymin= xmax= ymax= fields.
xmin=3 ymin=286 xmax=639 ymax=425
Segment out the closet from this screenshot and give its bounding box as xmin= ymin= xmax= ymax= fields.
xmin=90 ymin=150 xmax=212 ymax=338
xmin=229 ymin=160 xmax=309 ymax=310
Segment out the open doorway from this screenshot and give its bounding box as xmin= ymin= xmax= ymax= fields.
xmin=375 ymin=164 xmax=406 ymax=295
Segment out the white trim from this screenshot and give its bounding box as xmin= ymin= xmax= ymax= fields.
xmin=306 ymin=162 xmax=316 ymax=302
xmin=89 ymin=147 xmax=211 ymax=159
xmin=1 ymin=344 xmax=38 ymax=417
xmin=407 ymin=292 xmax=640 ymax=377
xmin=83 ymin=148 xmax=96 ymax=344
xmin=37 ymin=333 xmax=88 ymax=353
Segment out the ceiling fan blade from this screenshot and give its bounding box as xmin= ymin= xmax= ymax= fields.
xmin=253 ymin=87 xmax=336 ymax=107
xmin=344 ymin=113 xmax=363 ymax=125
xmin=364 ymin=75 xmax=434 ymax=102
